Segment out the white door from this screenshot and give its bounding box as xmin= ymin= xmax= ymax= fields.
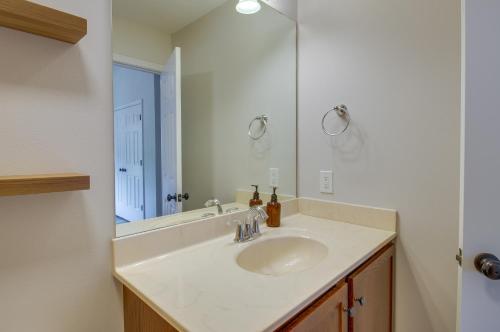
xmin=114 ymin=100 xmax=145 ymax=222
xmin=161 ymin=47 xmax=183 ymax=215
xmin=458 ymin=1 xmax=500 ymax=330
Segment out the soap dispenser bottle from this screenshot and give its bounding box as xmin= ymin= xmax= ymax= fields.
xmin=266 ymin=187 xmax=281 ymax=227
xmin=249 ymin=185 xmax=263 ymax=207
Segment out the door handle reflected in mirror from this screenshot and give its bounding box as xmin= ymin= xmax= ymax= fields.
xmin=178 ymin=193 xmax=189 ymax=201
xmin=118 ymin=168 xmax=127 ymax=172
xmin=475 ymin=253 xmax=500 ymax=280
xmin=166 ymin=193 xmax=190 ymax=202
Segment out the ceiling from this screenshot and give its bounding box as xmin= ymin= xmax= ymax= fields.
xmin=113 ymin=0 xmax=230 ymax=34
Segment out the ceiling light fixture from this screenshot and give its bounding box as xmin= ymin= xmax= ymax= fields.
xmin=236 ymin=0 xmax=261 ymax=15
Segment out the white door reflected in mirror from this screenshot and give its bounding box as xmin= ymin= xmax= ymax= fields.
xmin=114 ymin=100 xmax=145 ymax=222
xmin=160 ymin=47 xmax=182 ymax=216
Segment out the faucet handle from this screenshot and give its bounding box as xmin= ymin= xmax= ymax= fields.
xmin=245 ymin=223 xmax=254 ymax=239
xmin=251 ymin=218 xmax=261 ymax=237
xmin=234 ymin=220 xmax=245 ymax=243
xmin=246 ymin=214 xmax=260 ymax=235
xmin=253 ymin=205 xmax=269 ymax=221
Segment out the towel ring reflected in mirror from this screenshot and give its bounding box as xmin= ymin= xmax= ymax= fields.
xmin=248 ymin=115 xmax=268 ymax=140
xmin=321 ymin=104 xmax=351 ymax=136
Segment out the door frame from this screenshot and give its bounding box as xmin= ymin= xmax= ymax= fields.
xmin=114 ymin=99 xmax=146 ymax=221
xmin=113 ymin=54 xmax=163 ymax=74
xmin=113 ymin=53 xmax=163 ymax=75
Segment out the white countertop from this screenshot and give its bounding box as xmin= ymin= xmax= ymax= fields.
xmin=114 ymin=213 xmax=396 ymax=332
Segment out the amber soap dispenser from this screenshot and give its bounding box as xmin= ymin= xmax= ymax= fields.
xmin=266 ymin=187 xmax=281 ymax=227
xmin=249 ymin=185 xmax=263 ymax=207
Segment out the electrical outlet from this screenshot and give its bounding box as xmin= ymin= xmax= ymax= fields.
xmin=269 ymin=168 xmax=280 ymax=187
xmin=320 ymin=170 xmax=334 ymax=193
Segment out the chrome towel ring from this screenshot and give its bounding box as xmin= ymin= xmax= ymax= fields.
xmin=322 ymin=104 xmax=351 ymax=136
xmin=248 ymin=115 xmax=268 ymax=140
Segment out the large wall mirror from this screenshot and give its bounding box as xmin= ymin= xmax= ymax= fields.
xmin=113 ymin=0 xmax=297 ymax=237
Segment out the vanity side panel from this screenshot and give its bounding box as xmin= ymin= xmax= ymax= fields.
xmin=123 ymin=286 xmax=178 ymax=332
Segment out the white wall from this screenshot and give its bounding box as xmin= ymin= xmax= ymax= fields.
xmin=112 ymin=16 xmax=172 ymax=68
xmin=298 ymin=1 xmax=460 ymax=331
xmin=172 ymin=1 xmax=297 ymax=211
xmin=0 ymin=0 xmax=123 ymax=331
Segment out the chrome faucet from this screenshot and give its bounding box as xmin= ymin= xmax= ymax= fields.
xmin=234 ymin=205 xmax=269 ymax=243
xmin=205 ymin=198 xmax=223 ymax=215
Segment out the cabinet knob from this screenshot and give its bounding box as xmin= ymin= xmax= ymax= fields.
xmin=343 ymin=306 xmax=356 ymax=317
xmin=355 ymin=296 xmax=366 ymax=306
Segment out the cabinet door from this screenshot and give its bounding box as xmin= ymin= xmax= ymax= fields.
xmin=347 ymin=244 xmax=394 ymax=332
xmin=123 ymin=286 xmax=178 ymax=332
xmin=280 ymin=281 xmax=349 ymax=332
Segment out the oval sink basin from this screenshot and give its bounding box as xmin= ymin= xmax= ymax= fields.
xmin=236 ymin=236 xmax=328 ymax=276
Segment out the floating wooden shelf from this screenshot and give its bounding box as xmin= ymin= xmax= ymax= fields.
xmin=0 ymin=173 xmax=90 ymax=196
xmin=0 ymin=0 xmax=87 ymax=44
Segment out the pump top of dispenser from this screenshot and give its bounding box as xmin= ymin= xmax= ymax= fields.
xmin=249 ymin=185 xmax=263 ymax=207
xmin=271 ymin=187 xmax=278 ymax=203
xmin=252 ymin=185 xmax=260 ymax=200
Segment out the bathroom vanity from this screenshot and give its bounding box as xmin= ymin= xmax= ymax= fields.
xmin=113 ymin=198 xmax=397 ymax=332
xmin=123 ymin=243 xmax=393 ymax=332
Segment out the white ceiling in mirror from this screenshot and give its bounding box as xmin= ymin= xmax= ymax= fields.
xmin=261 ymin=0 xmax=297 ymax=19
xmin=113 ymin=0 xmax=229 ymax=34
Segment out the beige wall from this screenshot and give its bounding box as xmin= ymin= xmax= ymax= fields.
xmin=298 ymin=1 xmax=460 ymax=331
xmin=0 ymin=0 xmax=123 ymax=331
xmin=112 ymin=16 xmax=172 ymax=68
xmin=172 ymin=1 xmax=297 ymax=211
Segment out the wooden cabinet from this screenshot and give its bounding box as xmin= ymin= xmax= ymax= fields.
xmin=279 ymin=281 xmax=348 ymax=332
xmin=280 ymin=243 xmax=394 ymax=332
xmin=348 ymin=244 xmax=394 ymax=332
xmin=124 ymin=287 xmax=177 ymax=332
xmin=123 ymin=244 xmax=394 ymax=332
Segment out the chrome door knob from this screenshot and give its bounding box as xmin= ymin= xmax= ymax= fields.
xmin=474 ymin=253 xmax=500 ymax=280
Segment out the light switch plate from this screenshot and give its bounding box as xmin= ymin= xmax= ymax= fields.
xmin=269 ymin=168 xmax=279 ymax=187
xmin=320 ymin=170 xmax=334 ymax=193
